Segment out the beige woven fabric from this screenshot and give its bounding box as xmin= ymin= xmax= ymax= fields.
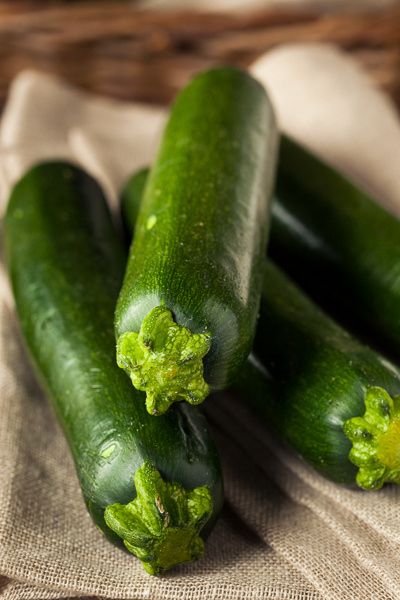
xmin=1 ymin=45 xmax=400 ymax=599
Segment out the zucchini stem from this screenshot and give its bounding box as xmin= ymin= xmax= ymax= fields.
xmin=116 ymin=306 xmax=211 ymax=415
xmin=344 ymin=387 xmax=400 ymax=490
xmin=104 ymin=462 xmax=212 ymax=575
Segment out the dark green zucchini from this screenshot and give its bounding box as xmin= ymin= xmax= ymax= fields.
xmin=246 ymin=261 xmax=400 ymax=489
xmin=270 ymin=135 xmax=400 ymax=358
xmin=115 ymin=67 xmax=278 ymax=416
xmin=4 ymin=162 xmax=223 ymax=575
xmin=123 ymin=167 xmax=400 ymax=490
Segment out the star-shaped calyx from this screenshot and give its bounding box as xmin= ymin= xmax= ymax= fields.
xmin=116 ymin=306 xmax=211 ymax=415
xmin=104 ymin=462 xmax=213 ymax=575
xmin=344 ymin=386 xmax=400 ymax=490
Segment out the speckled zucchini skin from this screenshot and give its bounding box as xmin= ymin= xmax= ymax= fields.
xmin=4 ymin=162 xmax=223 ymax=547
xmin=270 ymin=135 xmax=400 ymax=358
xmin=242 ymin=262 xmax=400 ymax=485
xmin=122 ymin=167 xmax=400 ymax=487
xmin=115 ymin=67 xmax=278 ymax=391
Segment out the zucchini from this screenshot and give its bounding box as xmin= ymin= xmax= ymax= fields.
xmin=270 ymin=135 xmax=400 ymax=357
xmin=123 ymin=168 xmax=400 ymax=490
xmin=247 ymin=261 xmax=400 ymax=489
xmin=4 ymin=162 xmax=223 ymax=575
xmin=115 ymin=67 xmax=278 ymax=416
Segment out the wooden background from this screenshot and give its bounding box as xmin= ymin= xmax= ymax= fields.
xmin=0 ymin=1 xmax=399 ymax=109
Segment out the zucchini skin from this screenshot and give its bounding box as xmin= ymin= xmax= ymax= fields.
xmin=122 ymin=167 xmax=400 ymax=488
xmin=4 ymin=162 xmax=223 ymax=569
xmin=115 ymin=67 xmax=278 ymax=413
xmin=246 ymin=261 xmax=400 ymax=485
xmin=270 ymin=135 xmax=400 ymax=357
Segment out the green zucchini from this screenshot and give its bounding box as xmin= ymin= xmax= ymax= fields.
xmin=115 ymin=67 xmax=278 ymax=416
xmin=246 ymin=261 xmax=400 ymax=489
xmin=270 ymin=135 xmax=400 ymax=357
xmin=123 ymin=167 xmax=400 ymax=490
xmin=4 ymin=162 xmax=223 ymax=575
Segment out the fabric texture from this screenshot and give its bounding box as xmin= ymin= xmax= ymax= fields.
xmin=1 ymin=44 xmax=400 ymax=599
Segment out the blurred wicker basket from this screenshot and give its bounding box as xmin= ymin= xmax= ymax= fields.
xmin=0 ymin=1 xmax=399 ymax=108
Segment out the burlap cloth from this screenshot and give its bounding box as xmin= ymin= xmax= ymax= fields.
xmin=1 ymin=45 xmax=400 ymax=600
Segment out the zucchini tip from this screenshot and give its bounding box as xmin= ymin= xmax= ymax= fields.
xmin=104 ymin=461 xmax=213 ymax=575
xmin=344 ymin=386 xmax=400 ymax=490
xmin=116 ymin=306 xmax=211 ymax=415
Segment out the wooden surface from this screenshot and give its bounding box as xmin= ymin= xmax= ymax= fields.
xmin=0 ymin=2 xmax=399 ymax=108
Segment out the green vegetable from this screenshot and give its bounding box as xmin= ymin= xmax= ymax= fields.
xmin=245 ymin=262 xmax=400 ymax=490
xmin=270 ymin=135 xmax=400 ymax=357
xmin=123 ymin=167 xmax=400 ymax=490
xmin=4 ymin=162 xmax=223 ymax=575
xmin=115 ymin=67 xmax=278 ymax=415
